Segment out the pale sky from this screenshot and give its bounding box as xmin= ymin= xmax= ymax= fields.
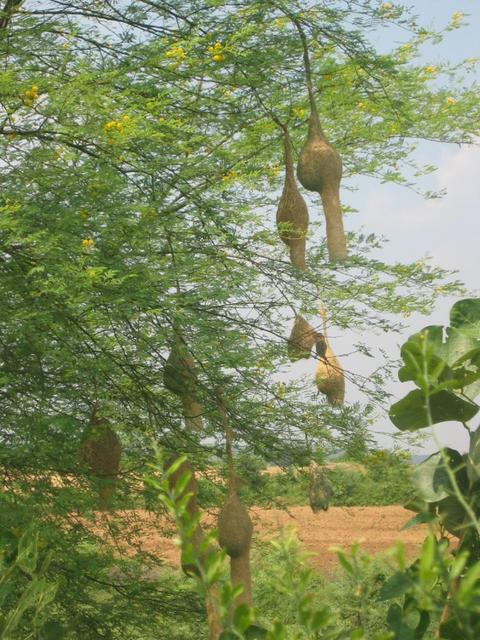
xmin=351 ymin=1 xmax=480 ymax=453
xmin=292 ymin=2 xmax=480 ymax=454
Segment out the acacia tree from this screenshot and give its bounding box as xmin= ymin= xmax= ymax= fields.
xmin=0 ymin=1 xmax=479 ymax=637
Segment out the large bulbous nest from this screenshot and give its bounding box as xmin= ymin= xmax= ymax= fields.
xmin=287 ymin=315 xmax=316 ymax=361
xmin=297 ymin=110 xmax=347 ymax=261
xmin=315 ymin=344 xmax=345 ymax=406
xmin=297 ymin=132 xmax=342 ymax=194
xmin=218 ymin=493 xmax=253 ymax=559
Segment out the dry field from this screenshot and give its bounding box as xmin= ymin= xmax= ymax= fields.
xmin=96 ymin=505 xmax=429 ymax=574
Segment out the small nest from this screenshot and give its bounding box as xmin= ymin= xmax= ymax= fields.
xmin=79 ymin=420 xmax=121 ymax=479
xmin=315 ymin=343 xmax=345 ymax=406
xmin=309 ymin=463 xmax=333 ymax=513
xmin=218 ymin=493 xmax=253 ymax=559
xmin=164 ymin=337 xmax=204 ymax=429
xmin=79 ymin=417 xmax=122 ymax=509
xmin=276 ymin=129 xmax=309 ymax=270
xmin=163 ymin=339 xmax=198 ymax=397
xmin=287 ymin=315 xmax=316 ymax=361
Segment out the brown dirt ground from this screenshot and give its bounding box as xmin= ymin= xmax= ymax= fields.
xmin=95 ymin=505 xmax=429 ymax=574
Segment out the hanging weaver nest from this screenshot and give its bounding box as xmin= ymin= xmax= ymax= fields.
xmin=309 ymin=463 xmax=333 ymax=513
xmin=218 ymin=492 xmax=253 ymax=559
xmin=79 ymin=412 xmax=122 ymax=508
xmin=163 ymin=335 xmax=203 ymax=429
xmin=295 ymin=38 xmax=347 ymax=262
xmin=314 ymin=306 xmax=345 ymax=406
xmin=276 ymin=127 xmax=309 ymax=270
xmin=315 ymin=343 xmax=345 ymax=406
xmin=287 ymin=314 xmax=317 ymax=361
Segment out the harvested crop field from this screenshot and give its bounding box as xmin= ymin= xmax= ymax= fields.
xmin=97 ymin=505 xmax=429 ymax=573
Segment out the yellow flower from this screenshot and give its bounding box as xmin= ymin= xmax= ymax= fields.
xmin=446 ymin=96 xmax=456 ymax=105
xmin=212 ymin=53 xmax=225 ymax=62
xmin=166 ymin=44 xmax=185 ymax=61
xmin=357 ymin=101 xmax=366 ymax=109
xmin=82 ymin=238 xmax=94 ymax=250
xmin=23 ymin=84 xmax=39 ymax=105
xmin=424 ymin=65 xmax=437 ymax=74
xmin=222 ymin=169 xmax=238 ymax=182
xmin=292 ymin=106 xmax=305 ymax=118
xmin=451 ymin=11 xmax=464 ymax=24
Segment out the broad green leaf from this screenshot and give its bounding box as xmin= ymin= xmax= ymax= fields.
xmin=389 ymin=389 xmax=478 ymax=431
xmin=378 ymin=571 xmax=411 ymax=601
xmin=437 ymin=496 xmax=467 ymax=537
xmin=411 ymin=449 xmax=465 ymax=503
xmin=450 ymin=298 xmax=480 ymax=339
xmin=401 ymin=511 xmax=437 ymax=530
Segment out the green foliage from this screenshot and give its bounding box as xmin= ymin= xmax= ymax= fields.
xmin=390 ymin=299 xmax=480 ymax=431
xmin=213 ymin=449 xmax=414 ymax=509
xmin=390 ymin=298 xmax=480 ymax=638
xmin=1 ymin=0 xmax=480 ymax=637
xmin=0 ymin=522 xmax=58 ymax=639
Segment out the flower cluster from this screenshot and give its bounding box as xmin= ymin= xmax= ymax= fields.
xmin=451 ymin=11 xmax=464 ymax=26
xmin=379 ymin=2 xmax=394 ymax=19
xmin=23 ymin=84 xmax=39 ymax=107
xmin=103 ymin=115 xmax=130 ymax=144
xmin=292 ymin=106 xmax=305 ymax=119
xmin=208 ymin=42 xmax=225 ymax=62
xmin=222 ymin=169 xmax=238 ymax=182
xmin=165 ymin=44 xmax=185 ymax=61
xmin=81 ymin=238 xmax=94 ymax=251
